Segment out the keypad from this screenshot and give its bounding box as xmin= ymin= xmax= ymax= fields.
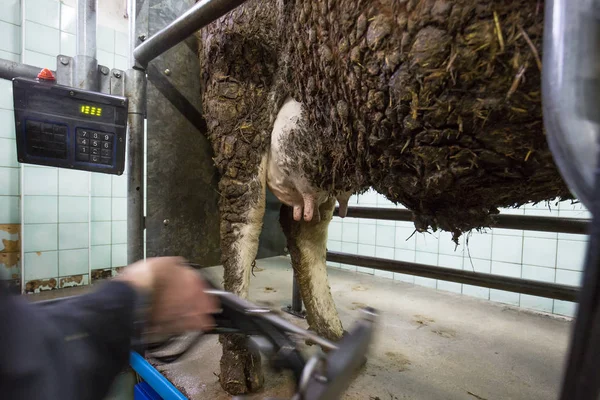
xmin=25 ymin=120 xmax=67 ymax=159
xmin=76 ymin=129 xmax=114 ymax=164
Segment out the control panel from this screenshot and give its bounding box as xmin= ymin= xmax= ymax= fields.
xmin=12 ymin=77 xmax=128 ymax=175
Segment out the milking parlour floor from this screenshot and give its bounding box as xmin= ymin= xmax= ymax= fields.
xmin=155 ymin=256 xmax=572 ymax=400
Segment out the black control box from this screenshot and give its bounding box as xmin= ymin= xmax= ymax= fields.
xmin=12 ymin=77 xmax=128 ymax=175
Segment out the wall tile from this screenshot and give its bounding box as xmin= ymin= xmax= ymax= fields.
xmin=520 ymin=294 xmax=553 ymax=313
xmin=23 ymin=224 xmax=57 ymax=252
xmin=60 ymin=274 xmax=88 ymax=288
xmin=342 ymin=222 xmax=358 ymax=243
xmin=437 ymin=254 xmax=462 ymax=294
xmin=553 ymin=300 xmax=578 ymax=318
xmin=415 ymin=233 xmax=439 ymax=254
xmin=23 ymin=50 xmax=56 ymax=69
xmin=91 ymin=221 xmax=111 ymax=245
xmin=438 ymin=231 xmax=464 ymax=256
xmin=1 ymin=0 xmax=21 ymax=25
xmin=357 ymin=190 xmax=378 ymax=206
xmin=24 ymin=196 xmax=58 ymax=224
xmin=463 ymin=258 xmax=491 ymax=299
xmin=556 ymin=240 xmax=587 ymax=271
xmin=97 ymin=49 xmax=114 ymax=69
xmin=491 ymin=234 xmax=523 ymax=264
xmin=112 ymin=197 xmax=127 ymax=221
xmin=376 ymin=225 xmax=395 ymax=248
xmin=491 ymin=261 xmax=521 ymax=278
xmin=394 ymin=248 xmax=415 ymax=282
xmin=329 ymin=221 xmax=342 ymax=241
xmin=23 ymin=166 xmax=57 ymax=195
xmin=111 ymin=244 xmax=127 ymax=267
xmin=60 ymin=32 xmax=76 ymax=57
xmin=357 ymin=244 xmax=374 ymax=274
xmin=59 ymin=249 xmax=88 ymax=276
xmin=0 ymin=109 xmax=15 ymax=138
xmin=414 ymin=252 xmax=437 ymax=288
xmin=340 ymin=242 xmax=357 ymax=271
xmin=92 ymin=173 xmax=112 ymax=196
xmin=25 ymin=0 xmax=60 ymax=29
xmin=555 ymin=269 xmax=583 ymax=287
xmin=0 ymin=138 xmax=18 ymax=167
xmin=0 ymin=21 xmax=21 ymax=54
xmin=97 ymin=26 xmax=116 ymax=52
xmin=60 ymin=4 xmax=76 ymax=34
xmin=0 ymin=196 xmax=19 ymax=224
xmin=522 ymin=265 xmax=555 ymax=283
xmin=374 ymin=247 xmax=394 ymax=278
xmin=25 ymin=21 xmax=60 ymax=55
xmin=327 ymin=240 xmax=341 ymax=252
xmin=115 ymin=31 xmax=129 ymax=56
xmin=522 ymin=237 xmax=557 ymax=268
xmin=59 ymin=169 xmax=89 ymax=196
xmin=24 ymin=251 xmax=58 ymax=280
xmin=395 ymin=224 xmax=416 ymax=250
xmin=112 ymin=220 xmax=126 ymax=244
xmin=58 ymin=223 xmax=89 ymax=250
xmin=522 ymin=208 xmax=559 ymax=239
xmin=91 ymin=245 xmax=111 ymax=269
xmin=0 ymin=167 xmax=19 ymax=195
xmin=0 ymin=79 xmax=14 ymax=110
xmin=358 ymin=223 xmax=376 ymax=246
xmin=464 ymin=231 xmax=492 ymax=260
xmin=114 ymin=55 xmax=128 ymax=71
xmin=59 ymin=196 xmax=89 ymax=223
xmin=0 ymin=50 xmax=19 ymax=62
xmin=463 ymin=284 xmax=490 ymax=300
xmin=91 ymin=197 xmax=111 ymax=221
xmin=490 ymin=290 xmax=519 ymax=306
xmin=112 ymin=175 xmax=127 ymax=197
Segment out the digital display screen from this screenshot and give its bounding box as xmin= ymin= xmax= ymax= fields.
xmin=80 ymin=104 xmax=103 ymax=116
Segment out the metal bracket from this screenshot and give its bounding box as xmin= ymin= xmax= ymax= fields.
xmin=55 ymin=55 xmax=125 ymax=97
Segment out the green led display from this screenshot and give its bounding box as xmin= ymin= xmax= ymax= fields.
xmin=80 ymin=104 xmax=102 ymax=117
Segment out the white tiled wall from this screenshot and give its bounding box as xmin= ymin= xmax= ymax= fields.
xmin=0 ymin=0 xmax=130 ymax=292
xmin=327 ymin=190 xmax=589 ymax=318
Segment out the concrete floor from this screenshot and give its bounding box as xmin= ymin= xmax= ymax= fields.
xmin=152 ymin=257 xmax=573 ymax=400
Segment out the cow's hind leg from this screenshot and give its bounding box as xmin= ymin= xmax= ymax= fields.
xmin=279 ymin=197 xmax=344 ymax=342
xmin=218 ymin=154 xmax=268 ymax=394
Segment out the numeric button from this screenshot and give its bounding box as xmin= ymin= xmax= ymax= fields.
xmin=91 ymin=140 xmax=100 ymax=147
xmin=102 ymin=141 xmax=112 ymax=150
xmin=77 ymin=137 xmax=89 ymax=146
xmin=91 ymin=155 xmax=101 ymax=163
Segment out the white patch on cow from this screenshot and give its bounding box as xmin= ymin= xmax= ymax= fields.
xmin=234 ymin=153 xmax=268 ymax=299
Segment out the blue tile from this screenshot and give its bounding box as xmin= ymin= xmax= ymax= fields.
xmin=58 ymin=223 xmax=89 ymax=250
xmin=111 ymin=244 xmax=127 ymax=267
xmin=59 ymin=169 xmax=89 ymax=196
xmin=59 ymin=196 xmax=89 ymax=223
xmin=375 ymin=246 xmax=394 ymax=260
xmin=0 ymin=138 xmax=18 ymax=167
xmin=438 ymin=231 xmax=464 ymax=256
xmin=60 ymin=32 xmax=75 ymax=57
xmin=0 ymin=79 xmax=14 ymax=110
xmin=491 ymin=261 xmax=521 ymax=278
xmin=395 ymin=224 xmax=416 ymax=250
xmin=376 ymin=225 xmax=395 ymax=248
xmin=463 ymin=285 xmax=490 ymax=300
xmin=522 ymin=237 xmax=557 ymax=268
xmin=112 ymin=174 xmax=127 ymax=197
xmin=555 ymin=269 xmax=582 ymax=287
xmin=464 ymin=231 xmax=492 ymax=260
xmin=91 ymin=221 xmax=111 ymax=245
xmin=24 ymin=196 xmax=58 ymax=224
xmin=91 ymin=245 xmax=111 ymax=269
xmin=91 ymin=197 xmax=111 ymax=221
xmin=23 ymin=224 xmax=57 ymax=252
xmin=112 ymin=197 xmax=127 ymax=221
xmin=23 ymin=166 xmax=58 ymax=195
xmin=24 ymin=251 xmax=58 ymax=281
xmin=557 ymin=240 xmax=587 ymax=271
xmin=327 ymin=239 xmax=341 ymax=252
xmin=60 ymin=4 xmax=75 ymax=34
xmin=490 ymin=289 xmax=520 ymax=306
xmin=97 ymin=49 xmax=114 ymax=69
xmin=1 ymin=0 xmax=21 ymax=25
xmin=97 ymin=26 xmax=116 ymax=52
xmin=521 ymin=265 xmax=555 ymax=283
xmin=92 ymin=173 xmax=112 ymax=196
xmin=342 ymin=222 xmax=358 ymax=243
xmin=340 ymin=242 xmax=357 ymax=271
xmin=491 ymin=234 xmax=523 ymax=264
xmin=0 ymin=21 xmax=21 ymax=54
xmin=358 ymin=223 xmax=376 ymax=245
xmin=0 ymin=50 xmax=19 ymax=62
xmin=415 ymin=232 xmax=439 ymax=254
xmin=520 ymin=294 xmax=553 ymax=313
xmin=553 ymin=300 xmax=578 ymax=317
xmin=0 ymin=167 xmax=19 ymax=195
xmin=112 ymin=220 xmax=127 ymax=244
xmin=23 ymin=50 xmax=56 ymax=69
xmin=0 ymin=109 xmax=16 ymax=138
xmin=59 ymin=249 xmax=89 ymax=276
xmin=328 ymin=221 xmax=342 ymax=241
xmin=24 ymin=21 xmax=60 ymax=55
xmin=115 ymin=31 xmax=129 ymax=56
xmin=414 ymin=252 xmax=437 ymax=288
xmin=25 ymin=0 xmax=60 ymax=29
xmin=0 ymin=196 xmax=19 ymax=224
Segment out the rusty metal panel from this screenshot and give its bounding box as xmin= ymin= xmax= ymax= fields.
xmin=0 ymin=224 xmax=20 ymax=292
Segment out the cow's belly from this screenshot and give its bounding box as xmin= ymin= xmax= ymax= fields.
xmin=267 ymin=97 xmax=351 ymax=221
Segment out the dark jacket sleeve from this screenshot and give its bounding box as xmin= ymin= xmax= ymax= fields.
xmin=0 ymin=280 xmax=140 ymax=400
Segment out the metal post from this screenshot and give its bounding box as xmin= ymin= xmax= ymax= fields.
xmin=133 ymin=0 xmax=249 ymax=67
xmin=74 ymin=0 xmax=98 ymax=91
xmin=283 ymin=275 xmax=305 ymax=319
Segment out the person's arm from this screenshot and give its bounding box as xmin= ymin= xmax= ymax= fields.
xmin=0 ymin=279 xmax=143 ymax=400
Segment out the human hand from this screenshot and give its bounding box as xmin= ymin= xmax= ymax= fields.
xmin=116 ymin=256 xmax=219 ymax=334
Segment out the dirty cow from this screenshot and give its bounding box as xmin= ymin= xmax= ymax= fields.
xmin=197 ymin=0 xmax=570 ymax=394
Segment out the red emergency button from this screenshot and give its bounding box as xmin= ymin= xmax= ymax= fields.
xmin=37 ymin=68 xmax=55 ymax=81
